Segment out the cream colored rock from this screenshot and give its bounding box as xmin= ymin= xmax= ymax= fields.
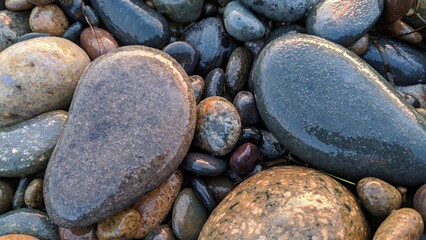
xmin=29 ymin=4 xmax=69 ymax=35
xmin=0 ymin=37 xmax=90 ymax=127
xmin=5 ymin=0 xmax=33 ymax=11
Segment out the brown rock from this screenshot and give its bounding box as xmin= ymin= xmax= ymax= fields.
xmin=80 ymin=27 xmax=119 ymax=60
xmin=132 ymin=170 xmax=183 ymax=239
xmin=414 ymin=184 xmax=426 ymax=227
xmin=0 ymin=235 xmax=39 ymax=240
xmin=24 ymin=178 xmax=43 ymax=208
xmin=59 ymin=225 xmax=98 ymax=240
xmin=373 ymin=208 xmax=424 ymax=240
xmin=144 ymin=225 xmax=175 ymax=240
xmin=29 ymin=4 xmax=69 ymax=36
xmin=5 ymin=0 xmax=33 ymax=11
xmin=384 ymin=20 xmax=423 ymax=44
xmin=347 ymin=34 xmax=369 ymax=56
xmin=199 ymin=166 xmax=369 ymax=240
xmin=27 ymin=0 xmax=55 ymax=5
xmin=96 ymin=208 xmax=141 ymax=240
xmin=356 ymin=177 xmax=402 ymax=217
xmin=382 ymin=0 xmax=415 ymax=23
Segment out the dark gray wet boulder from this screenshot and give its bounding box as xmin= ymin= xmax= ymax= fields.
xmin=252 ymin=34 xmax=426 ymax=186
xmin=44 ymin=46 xmax=196 ymax=228
xmin=90 ymin=0 xmax=169 ymax=48
xmin=307 ymin=0 xmax=384 ymax=46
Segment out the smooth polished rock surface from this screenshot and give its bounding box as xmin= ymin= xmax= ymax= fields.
xmin=252 ymin=34 xmax=426 ymax=185
xmin=44 ymin=46 xmax=196 ymax=228
xmin=0 ymin=111 xmax=67 ymax=177
xmin=0 ymin=37 xmax=89 ymax=127
xmin=240 ymin=0 xmax=308 ymax=23
xmin=199 ymin=166 xmax=369 ymax=239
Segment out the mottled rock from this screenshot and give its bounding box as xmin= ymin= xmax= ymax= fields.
xmin=240 ymin=0 xmax=308 ymax=22
xmin=0 ymin=111 xmax=67 ymax=177
xmin=182 ymin=152 xmax=227 ymax=176
xmin=225 ymin=47 xmax=252 ymax=96
xmin=29 ymin=4 xmax=69 ymax=36
xmin=414 ymin=184 xmax=426 ymax=226
xmin=0 ymin=208 xmax=59 ymax=240
xmin=0 ymin=235 xmax=39 ymax=240
xmin=59 ymin=225 xmax=98 ymax=240
xmin=24 ymin=178 xmax=43 ymax=209
xmin=223 ymin=1 xmax=265 ymax=42
xmin=5 ymin=0 xmax=33 ymax=11
xmin=202 ymin=68 xmax=225 ymax=98
xmin=96 ymin=208 xmax=141 ymax=240
xmin=229 ymin=143 xmax=261 ymax=178
xmin=0 ymin=37 xmax=89 ymax=127
xmin=252 ymin=34 xmax=426 ymax=185
xmin=382 ymin=0 xmax=415 ymax=23
xmin=0 ymin=179 xmax=13 ymax=214
xmin=144 ymin=225 xmax=174 ymax=240
xmin=199 ymin=166 xmax=369 ymax=239
xmin=183 ymin=17 xmax=236 ymax=75
xmin=384 ymin=20 xmax=423 ymax=44
xmin=307 ymin=0 xmax=384 ymax=46
xmin=0 ymin=10 xmax=31 ymax=51
xmin=356 ymin=177 xmax=402 ymax=217
xmin=80 ymin=27 xmax=119 ymax=60
xmin=153 ymin=0 xmax=203 ymax=23
xmin=163 ymin=41 xmax=199 ymax=75
xmin=195 ymin=96 xmax=241 ymax=156
xmin=132 ymin=170 xmax=183 ymax=239
xmin=233 ymin=91 xmax=260 ymax=126
xmin=191 ymin=177 xmax=216 ymax=212
xmin=44 ymin=46 xmax=196 ymax=228
xmin=205 ymin=175 xmax=234 ymax=203
xmin=90 ymin=0 xmax=169 ymax=48
xmin=373 ymin=208 xmax=423 ymax=240
xmin=188 ymin=75 xmax=204 ymax=103
xmin=172 ymin=188 xmax=209 ymax=240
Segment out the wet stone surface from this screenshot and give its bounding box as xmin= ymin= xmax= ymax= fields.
xmin=182 ymin=152 xmax=228 ymax=177
xmin=373 ymin=208 xmax=424 ymax=240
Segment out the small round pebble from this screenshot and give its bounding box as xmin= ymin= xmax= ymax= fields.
xmin=29 ymin=4 xmax=69 ymax=36
xmin=373 ymin=208 xmax=424 ymax=240
xmin=188 ymin=75 xmax=205 ymax=103
xmin=80 ymin=27 xmax=119 ymax=60
xmin=238 ymin=127 xmax=262 ymax=145
xmin=195 ymin=96 xmax=241 ymax=156
xmin=96 ymin=208 xmax=141 ymax=240
xmin=24 ymin=178 xmax=43 ymax=209
xmin=144 ymin=225 xmax=175 ymax=240
xmin=233 ymin=91 xmax=260 ymax=126
xmin=191 ymin=177 xmax=216 ymax=212
xmin=5 ymin=0 xmax=33 ymax=11
xmin=225 ymin=47 xmax=253 ymax=96
xmin=202 ymin=68 xmax=225 ymax=98
xmin=258 ymin=130 xmax=287 ymax=160
xmin=0 ymin=235 xmax=39 ymax=240
xmin=59 ymin=225 xmax=98 ymax=240
xmin=172 ymin=188 xmax=209 ymax=240
xmin=163 ymin=41 xmax=199 ymax=75
xmin=347 ymin=34 xmax=369 ymax=56
xmin=204 ymin=175 xmax=235 ymax=203
xmin=414 ymin=184 xmax=426 ymax=225
xmin=356 ymin=177 xmax=402 ymax=217
xmin=182 ymin=152 xmax=228 ymax=176
xmin=0 ymin=180 xmax=13 ymax=214
xmin=229 ymin=143 xmax=262 ymax=178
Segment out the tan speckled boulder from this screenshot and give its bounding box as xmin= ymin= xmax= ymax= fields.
xmin=199 ymin=166 xmax=369 ymax=240
xmin=0 ymin=37 xmax=90 ymax=127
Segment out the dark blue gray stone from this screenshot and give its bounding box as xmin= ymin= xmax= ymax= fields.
xmin=258 ymin=130 xmax=287 ymax=161
xmin=233 ymin=91 xmax=260 ymax=127
xmin=163 ymin=41 xmax=199 ymax=75
xmin=62 ymin=21 xmax=83 ymax=43
xmin=57 ymin=0 xmax=83 ymax=21
xmin=153 ymin=0 xmax=203 ymax=23
xmin=182 ymin=152 xmax=228 ymax=176
xmin=307 ymin=0 xmax=384 ymax=46
xmin=18 ymin=32 xmax=51 ymax=42
xmin=240 ymin=0 xmax=308 ymax=22
xmin=90 ymin=0 xmax=169 ymax=48
xmin=225 ymin=47 xmax=252 ymax=96
xmin=0 ymin=0 xmax=5 ymax=10
xmin=191 ymin=177 xmax=216 ymax=212
xmin=238 ymin=127 xmax=262 ymax=145
xmin=82 ymin=5 xmax=100 ymax=27
xmin=252 ymin=34 xmax=426 ymax=186
xmin=223 ymin=1 xmax=265 ymax=42
xmin=203 ymin=68 xmax=225 ymax=98
xmin=0 ymin=10 xmax=31 ymax=51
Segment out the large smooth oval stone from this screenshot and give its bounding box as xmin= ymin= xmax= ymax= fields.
xmin=0 ymin=37 xmax=90 ymax=127
xmin=252 ymin=34 xmax=426 ymax=186
xmin=0 ymin=208 xmax=59 ymax=240
xmin=199 ymin=166 xmax=369 ymax=239
xmin=44 ymin=46 xmax=196 ymax=228
xmin=307 ymin=0 xmax=384 ymax=46
xmin=90 ymin=0 xmax=169 ymax=48
xmin=0 ymin=111 xmax=67 ymax=177
xmin=0 ymin=10 xmax=30 ymax=51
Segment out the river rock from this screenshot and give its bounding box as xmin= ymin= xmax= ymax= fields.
xmin=144 ymin=225 xmax=174 ymax=240
xmin=199 ymin=166 xmax=369 ymax=239
xmin=0 ymin=10 xmax=31 ymax=51
xmin=163 ymin=41 xmax=199 ymax=75
xmin=28 ymin=0 xmax=55 ymax=5
xmin=152 ymin=0 xmax=203 ymax=23
xmin=0 ymin=179 xmax=13 ymax=214
xmin=0 ymin=37 xmax=89 ymax=127
xmin=239 ymin=0 xmax=308 ymax=23
xmin=96 ymin=208 xmax=141 ymax=240
xmin=59 ymin=225 xmax=98 ymax=240
xmin=90 ymin=0 xmax=169 ymax=48
xmin=24 ymin=178 xmax=43 ymax=209
xmin=44 ymin=46 xmax=196 ymax=228
xmin=188 ymin=75 xmax=204 ymax=103
xmin=0 ymin=111 xmax=67 ymax=177
xmin=414 ymin=184 xmax=426 ymax=225
xmin=29 ymin=4 xmax=69 ymax=36
xmin=382 ymin=0 xmax=415 ymax=23
xmin=5 ymin=0 xmax=33 ymax=11
xmin=204 ymin=175 xmax=234 ymax=203
xmin=0 ymin=208 xmax=59 ymax=240
xmin=182 ymin=152 xmax=227 ymax=176
xmin=252 ymin=34 xmax=426 ymax=186
xmin=373 ymin=208 xmax=424 ymax=240
xmin=0 ymin=235 xmax=39 ymax=240
xmin=80 ymin=27 xmax=119 ymax=60
xmin=56 ymin=0 xmax=83 ymax=21
xmin=307 ymin=0 xmax=384 ymax=46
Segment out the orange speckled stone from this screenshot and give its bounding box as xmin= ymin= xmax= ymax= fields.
xmin=373 ymin=208 xmax=424 ymax=240
xmin=80 ymin=27 xmax=119 ymax=60
xmin=96 ymin=208 xmax=141 ymax=240
xmin=29 ymin=4 xmax=69 ymax=35
xmin=0 ymin=235 xmax=39 ymax=240
xmin=199 ymin=166 xmax=369 ymax=240
xmin=132 ymin=169 xmax=183 ymax=239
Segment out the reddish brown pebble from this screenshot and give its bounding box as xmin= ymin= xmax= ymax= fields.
xmin=29 ymin=4 xmax=69 ymax=36
xmin=0 ymin=235 xmax=39 ymax=240
xmin=5 ymin=0 xmax=34 ymax=11
xmin=347 ymin=34 xmax=369 ymax=56
xmin=59 ymin=225 xmax=98 ymax=240
xmin=132 ymin=170 xmax=183 ymax=239
xmin=96 ymin=208 xmax=141 ymax=240
xmin=382 ymin=0 xmax=415 ymax=23
xmin=80 ymin=27 xmax=119 ymax=60
xmin=229 ymin=143 xmax=262 ymax=178
xmin=373 ymin=208 xmax=424 ymax=240
xmin=383 ymin=20 xmax=423 ymax=44
xmin=414 ymin=184 xmax=426 ymax=226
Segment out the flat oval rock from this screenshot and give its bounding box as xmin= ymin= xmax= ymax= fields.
xmin=44 ymin=46 xmax=196 ymax=228
xmin=307 ymin=0 xmax=384 ymax=46
xmin=199 ymin=166 xmax=369 ymax=239
xmin=252 ymin=34 xmax=426 ymax=186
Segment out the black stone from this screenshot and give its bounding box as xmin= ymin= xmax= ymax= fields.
xmin=203 ymin=68 xmax=225 ymax=98
xmin=238 ymin=127 xmax=262 ymax=145
xmin=163 ymin=41 xmax=199 ymax=75
xmin=182 ymin=152 xmax=228 ymax=177
xmin=191 ymin=177 xmax=216 ymax=212
xmin=252 ymin=34 xmax=426 ymax=185
xmin=62 ymin=21 xmax=83 ymax=43
xmin=12 ymin=177 xmax=30 ymax=209
xmin=57 ymin=0 xmax=84 ymax=21
xmin=259 ymin=130 xmax=287 ymax=161
xmin=225 ymin=47 xmax=253 ymax=96
xmin=233 ymin=91 xmax=260 ymax=126
xmin=82 ymin=5 xmax=100 ymax=27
